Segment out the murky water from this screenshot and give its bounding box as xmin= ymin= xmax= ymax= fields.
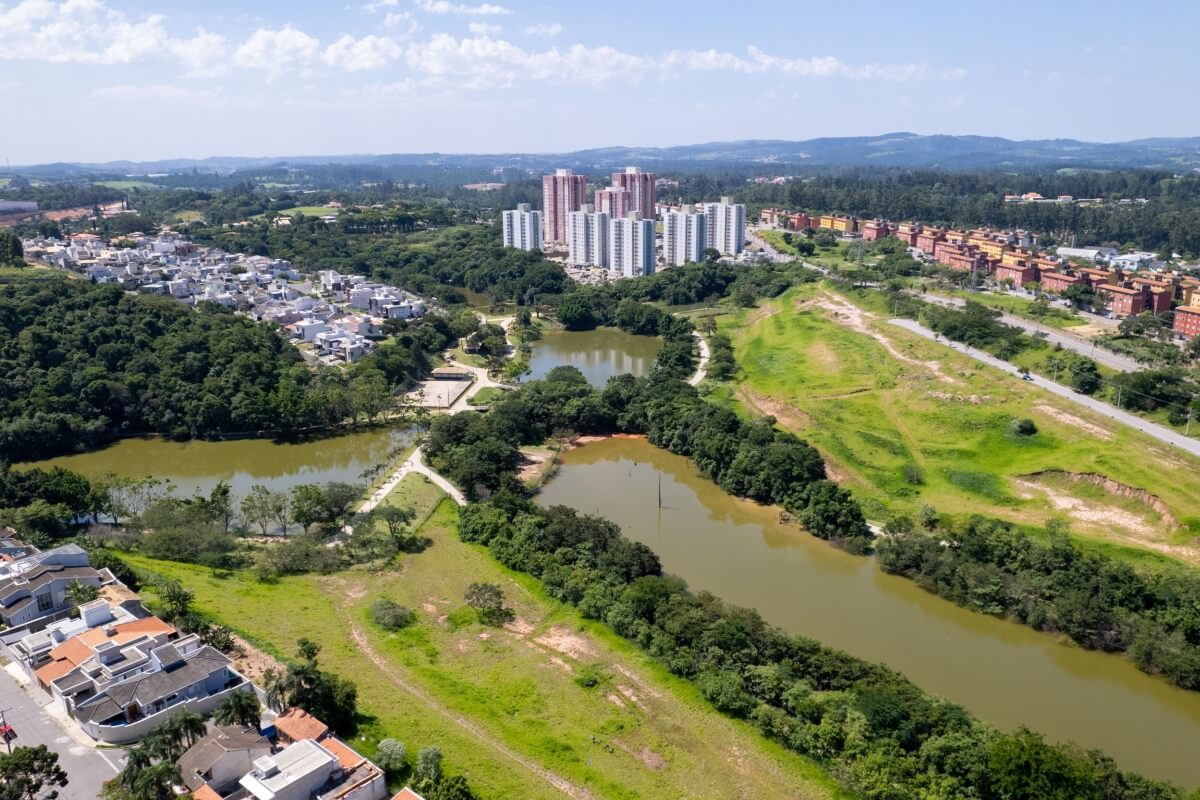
xmin=539 ymin=437 xmax=1200 ymax=787
xmin=526 ymin=328 xmax=662 ymax=387
xmin=22 ymin=427 xmax=414 ymax=501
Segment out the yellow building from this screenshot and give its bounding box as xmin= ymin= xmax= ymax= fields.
xmin=818 ymin=214 xmax=856 ymax=233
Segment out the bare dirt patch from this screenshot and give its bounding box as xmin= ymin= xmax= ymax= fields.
xmin=228 ymin=633 xmax=285 ymax=684
xmin=616 ymin=684 xmax=650 ymax=712
xmin=736 ymin=385 xmax=814 ymax=429
xmin=535 ymin=625 xmax=598 ymax=661
xmin=1015 ymin=479 xmax=1157 ymax=537
xmin=806 ymin=292 xmax=956 ymax=385
xmin=612 ymin=738 xmax=666 ymax=771
xmin=504 ymin=617 xmax=535 ymax=637
xmin=1033 ymin=403 xmax=1113 ymax=440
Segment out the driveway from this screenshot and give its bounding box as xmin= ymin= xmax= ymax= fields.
xmin=889 ymin=318 xmax=1200 ymax=459
xmin=0 ymin=665 xmax=124 ymax=797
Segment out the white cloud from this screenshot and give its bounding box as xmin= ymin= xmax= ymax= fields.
xmin=405 ymin=34 xmax=649 ymax=89
xmin=362 ymin=0 xmax=400 ymax=9
xmin=468 ymin=22 xmax=501 ymax=35
xmin=0 ymin=0 xmax=171 ymax=64
xmin=172 ymin=28 xmax=230 ymax=77
xmin=382 ymin=9 xmax=419 ymax=34
xmin=523 ymin=22 xmax=562 ymax=37
xmin=661 ymin=45 xmax=959 ymax=82
xmin=234 ymin=25 xmax=320 ymax=79
xmin=323 ymin=34 xmax=402 ymax=71
xmin=415 ymin=0 xmax=511 ymax=16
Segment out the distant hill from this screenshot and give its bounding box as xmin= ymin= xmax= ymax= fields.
xmin=11 ymin=132 xmax=1200 ymax=176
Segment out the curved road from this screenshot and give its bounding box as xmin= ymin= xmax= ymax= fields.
xmin=889 ymin=318 xmax=1200 ymax=459
xmin=689 ymin=333 xmax=710 ymax=386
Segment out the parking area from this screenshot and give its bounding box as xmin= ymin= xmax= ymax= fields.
xmin=0 ymin=665 xmax=124 ymax=797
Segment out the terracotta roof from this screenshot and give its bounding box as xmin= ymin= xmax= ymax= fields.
xmin=192 ymin=784 xmax=223 ymax=800
xmin=274 ymin=707 xmax=330 ymax=742
xmin=392 ymin=790 xmax=426 ymax=800
xmin=320 ymin=737 xmax=366 ymax=771
xmin=35 ymin=617 xmax=174 ymax=684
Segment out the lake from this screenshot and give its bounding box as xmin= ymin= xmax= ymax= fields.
xmin=538 ymin=436 xmax=1200 ymax=787
xmin=525 ymin=328 xmax=662 ymax=388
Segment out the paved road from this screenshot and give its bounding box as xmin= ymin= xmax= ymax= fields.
xmin=746 ymin=227 xmax=796 ymax=264
xmin=888 ymin=318 xmax=1200 ymax=459
xmin=0 ymin=666 xmax=123 ymax=798
xmin=921 ymin=293 xmax=1144 ymax=373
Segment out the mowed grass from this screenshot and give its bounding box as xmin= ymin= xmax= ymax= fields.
xmin=724 ymin=285 xmax=1200 ymax=559
xmin=123 ymin=474 xmax=842 ymax=800
xmin=277 ymin=206 xmax=340 ymax=217
xmin=94 ymin=180 xmax=162 ymax=190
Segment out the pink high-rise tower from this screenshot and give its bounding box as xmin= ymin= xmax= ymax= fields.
xmin=611 ymin=166 xmax=656 ymax=219
xmin=542 ymin=168 xmax=587 ymax=246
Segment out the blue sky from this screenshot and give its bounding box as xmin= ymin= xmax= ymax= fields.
xmin=1 ymin=0 xmax=1195 ymax=163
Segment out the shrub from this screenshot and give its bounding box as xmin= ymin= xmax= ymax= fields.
xmin=370 ymin=598 xmax=416 ymax=631
xmin=375 ymin=738 xmax=407 ymax=773
xmin=464 ymin=582 xmax=513 ymax=626
xmin=901 ymin=463 xmax=924 ymax=485
xmin=1011 ymin=418 xmax=1038 ymax=436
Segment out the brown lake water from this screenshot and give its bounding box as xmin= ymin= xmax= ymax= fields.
xmin=526 ymin=328 xmax=663 ymax=387
xmin=538 ymin=436 xmax=1200 ymax=787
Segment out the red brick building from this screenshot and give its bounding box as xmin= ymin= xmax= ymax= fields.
xmin=893 ymin=222 xmax=921 ymax=247
xmin=1174 ymin=305 xmax=1200 ymax=338
xmin=994 ymin=263 xmax=1038 ymax=287
xmin=862 ymin=220 xmax=891 ymax=241
xmin=1040 ymin=271 xmax=1081 ymax=294
xmin=1099 ymin=284 xmax=1147 ymax=317
xmin=915 ymin=228 xmax=945 ymax=254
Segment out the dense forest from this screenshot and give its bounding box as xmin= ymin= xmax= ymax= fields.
xmin=0 ymin=275 xmax=463 ymax=460
xmin=877 ymin=516 xmax=1200 ymax=690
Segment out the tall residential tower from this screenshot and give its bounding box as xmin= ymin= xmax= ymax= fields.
xmin=501 ymin=203 xmax=542 ymax=251
xmin=703 ymin=196 xmax=746 ymax=256
xmin=663 ymin=204 xmax=707 ymax=266
xmin=611 ymin=166 xmax=656 ymax=219
xmin=541 ymin=168 xmax=587 ymax=247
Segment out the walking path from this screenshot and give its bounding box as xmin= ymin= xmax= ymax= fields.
xmin=889 ymin=318 xmax=1200 ymax=459
xmin=689 ymin=332 xmax=710 ymax=386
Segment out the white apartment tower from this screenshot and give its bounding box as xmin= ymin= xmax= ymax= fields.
xmin=703 ymin=196 xmax=746 ymax=256
xmin=502 ymin=203 xmax=542 ymax=251
xmin=663 ymin=204 xmax=707 ymax=266
xmin=567 ymin=204 xmax=609 ymax=268
xmin=609 ymin=211 xmax=656 ymax=278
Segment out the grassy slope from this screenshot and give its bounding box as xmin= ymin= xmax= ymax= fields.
xmin=125 ymin=474 xmax=841 ymax=800
xmin=722 ymin=284 xmax=1200 ymax=564
xmin=939 ymin=288 xmax=1085 ymax=328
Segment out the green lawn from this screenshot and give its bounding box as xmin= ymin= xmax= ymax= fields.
xmin=939 ymin=288 xmax=1085 ymax=328
xmin=277 ymin=206 xmax=341 ymax=217
xmin=172 ymin=210 xmax=206 ymax=223
xmin=123 ymin=475 xmax=842 ymax=800
xmin=724 ymin=285 xmax=1200 ymax=562
xmin=467 ymin=387 xmax=508 ymax=406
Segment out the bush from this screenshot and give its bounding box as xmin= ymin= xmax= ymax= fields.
xmin=901 ymin=463 xmax=924 ymax=485
xmin=1011 ymin=418 xmax=1038 ymax=436
xmin=464 ymin=582 xmax=513 ymax=626
xmin=370 ymin=598 xmax=416 ymax=631
xmin=375 ymin=738 xmax=407 ymax=773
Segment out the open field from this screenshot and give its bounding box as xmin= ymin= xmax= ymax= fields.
xmin=722 ymin=284 xmax=1200 ymax=564
xmin=172 ymin=210 xmax=206 ymax=223
xmin=123 ymin=474 xmax=840 ymax=800
xmin=94 ymin=179 xmax=162 ymax=190
xmin=938 ymin=288 xmax=1085 ymax=328
xmin=276 ymin=205 xmax=340 ymax=217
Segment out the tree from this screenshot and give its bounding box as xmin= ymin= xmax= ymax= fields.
xmin=372 ymin=505 xmax=415 ymax=548
xmin=0 ymin=745 xmax=68 ymax=800
xmin=241 ymin=485 xmax=287 ymax=536
xmin=289 ymin=485 xmax=328 ymax=534
xmin=374 ymin=739 xmax=407 ymax=774
xmin=199 ymin=482 xmax=234 ymax=533
xmin=370 ymin=598 xmax=415 ymax=630
xmin=464 ymin=582 xmax=512 ymax=626
xmin=156 ymin=580 xmax=193 ymax=621
xmin=415 ymin=747 xmax=443 ymax=786
xmin=213 ymin=690 xmax=261 ymax=731
xmin=165 ymin=709 xmax=207 ymax=749
xmin=64 ymin=581 xmax=99 ymax=607
xmin=0 ymin=230 xmax=23 ymax=268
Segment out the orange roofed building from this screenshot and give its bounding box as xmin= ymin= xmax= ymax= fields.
xmin=35 ymin=616 xmax=175 ymax=691
xmin=274 ymin=706 xmax=330 ymax=745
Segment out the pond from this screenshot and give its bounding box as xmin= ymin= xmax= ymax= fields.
xmin=538 ymin=436 xmax=1200 ymax=787
xmin=21 ymin=427 xmax=415 ymax=502
xmin=525 ymin=328 xmax=662 ymax=388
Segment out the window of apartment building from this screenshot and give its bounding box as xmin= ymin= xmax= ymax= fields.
xmin=36 ymin=593 xmax=53 ymax=612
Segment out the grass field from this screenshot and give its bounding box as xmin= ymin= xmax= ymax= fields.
xmin=938 ymin=288 xmax=1085 ymax=328
xmin=722 ymin=284 xmax=1200 ymax=564
xmin=94 ymin=180 xmax=162 ymax=190
xmin=276 ymin=206 xmax=340 ymax=217
xmin=467 ymin=386 xmax=508 ymax=406
xmin=123 ymin=474 xmax=842 ymax=800
xmin=172 ymin=210 xmax=206 ymax=223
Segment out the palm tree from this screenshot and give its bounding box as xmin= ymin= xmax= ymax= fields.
xmin=117 ymin=744 xmax=152 ymax=794
xmin=213 ymin=690 xmax=261 ymax=731
xmin=132 ymin=760 xmax=180 ymax=800
xmin=168 ymin=708 xmax=208 ymax=748
xmin=262 ymin=668 xmax=293 ymax=712
xmin=65 ymin=580 xmax=100 ymax=607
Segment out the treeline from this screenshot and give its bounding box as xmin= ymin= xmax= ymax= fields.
xmin=0 ymin=182 xmax=125 ymax=210
xmin=737 ymin=168 xmax=1200 ymax=255
xmin=459 ymin=493 xmax=1184 ymax=799
xmin=0 ymin=275 xmax=464 ymax=460
xmin=877 ymin=516 xmax=1200 ymax=690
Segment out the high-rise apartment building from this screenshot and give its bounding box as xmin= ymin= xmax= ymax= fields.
xmin=541 ymin=168 xmax=587 ymax=246
xmin=566 ymin=204 xmax=609 ymax=268
xmin=703 ymin=196 xmax=746 ymax=256
xmin=609 ymin=211 xmax=657 ymax=278
xmin=593 ymin=185 xmax=631 ymax=219
xmin=501 ymin=203 xmax=542 ymax=251
xmin=663 ymin=204 xmax=707 ymax=266
xmin=611 ymin=166 xmax=656 ymax=219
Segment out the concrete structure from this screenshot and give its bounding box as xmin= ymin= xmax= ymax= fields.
xmin=179 ymin=726 xmax=272 ymax=795
xmin=566 ymin=205 xmax=609 ymax=269
xmin=1057 ymin=246 xmax=1118 ymax=262
xmin=0 ymin=200 xmax=39 ymax=213
xmin=593 ymin=185 xmax=631 ymax=219
xmin=0 ymin=546 xmax=107 ymax=630
xmin=1174 ymin=305 xmax=1200 ymax=338
xmin=1099 ymin=284 xmax=1147 ymax=317
xmin=609 ymin=212 xmax=656 ymax=278
xmin=501 ymin=203 xmax=542 ymax=251
xmin=239 ymin=738 xmax=387 ymax=800
xmin=610 ymin=167 xmax=656 ymax=218
xmin=703 ymin=197 xmax=746 ymax=256
xmin=663 ymin=205 xmax=707 ymax=266
xmin=541 ymin=169 xmax=587 ymax=246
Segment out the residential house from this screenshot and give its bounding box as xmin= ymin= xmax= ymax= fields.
xmin=238 ymin=738 xmax=387 ymax=800
xmin=0 ymin=546 xmax=108 ymax=631
xmin=179 ymin=725 xmax=272 ymax=796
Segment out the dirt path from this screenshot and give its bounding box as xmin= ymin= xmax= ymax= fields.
xmin=807 ymin=292 xmax=956 ymax=385
xmin=342 ymin=614 xmax=597 ymax=800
